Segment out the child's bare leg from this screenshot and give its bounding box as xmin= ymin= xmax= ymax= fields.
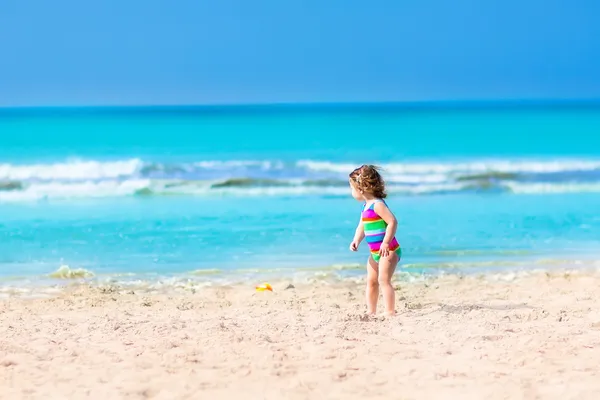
xmin=378 ymin=252 xmax=398 ymax=315
xmin=366 ymin=256 xmax=379 ymax=314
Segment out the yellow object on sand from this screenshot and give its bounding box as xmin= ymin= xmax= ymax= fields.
xmin=255 ymin=283 xmax=273 ymax=292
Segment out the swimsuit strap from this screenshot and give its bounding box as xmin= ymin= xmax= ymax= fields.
xmin=367 ymin=199 xmax=385 ymax=210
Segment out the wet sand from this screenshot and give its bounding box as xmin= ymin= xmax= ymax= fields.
xmin=2 ymin=270 xmax=600 ymax=399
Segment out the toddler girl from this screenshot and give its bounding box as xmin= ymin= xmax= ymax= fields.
xmin=348 ymin=165 xmax=401 ymax=316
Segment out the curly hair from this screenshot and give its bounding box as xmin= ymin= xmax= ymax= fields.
xmin=349 ymin=164 xmax=387 ymax=199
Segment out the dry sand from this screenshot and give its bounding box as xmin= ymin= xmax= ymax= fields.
xmin=2 ymin=270 xmax=600 ymax=400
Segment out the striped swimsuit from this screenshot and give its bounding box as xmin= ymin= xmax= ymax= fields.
xmin=362 ymin=200 xmax=401 ymax=262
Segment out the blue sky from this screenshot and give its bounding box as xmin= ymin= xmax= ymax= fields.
xmin=1 ymin=0 xmax=599 ymax=106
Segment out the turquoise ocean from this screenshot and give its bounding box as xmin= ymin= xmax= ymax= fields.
xmin=1 ymin=102 xmax=600 ymax=294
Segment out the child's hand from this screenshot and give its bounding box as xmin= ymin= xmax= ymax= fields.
xmin=349 ymin=240 xmax=359 ymax=251
xmin=379 ymin=242 xmax=390 ymax=258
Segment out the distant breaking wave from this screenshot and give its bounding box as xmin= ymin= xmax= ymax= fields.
xmin=2 ymin=158 xmax=600 ymax=201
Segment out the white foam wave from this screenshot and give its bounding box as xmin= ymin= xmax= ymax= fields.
xmin=0 ymin=159 xmax=143 ymax=181
xmin=298 ymin=159 xmax=600 ymax=175
xmin=3 ymin=179 xmax=600 ymax=202
xmin=0 ymin=180 xmax=467 ymax=201
xmin=506 ymin=182 xmax=600 ymax=194
xmin=194 ymin=160 xmax=285 ymax=170
xmin=2 ymin=158 xmax=600 ymax=201
xmin=3 ymin=158 xmax=600 ymax=184
xmin=386 ymin=174 xmax=448 ymax=184
xmin=0 ymin=179 xmax=151 ymax=201
xmin=49 ymin=265 xmax=95 ymax=279
xmin=181 ymin=183 xmax=468 ymax=197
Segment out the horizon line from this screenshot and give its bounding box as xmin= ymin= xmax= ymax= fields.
xmin=2 ymin=98 xmax=600 ymax=113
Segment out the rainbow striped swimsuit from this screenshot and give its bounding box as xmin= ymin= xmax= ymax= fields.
xmin=362 ymin=200 xmax=401 ymax=262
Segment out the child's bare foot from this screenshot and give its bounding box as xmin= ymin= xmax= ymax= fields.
xmin=384 ymin=310 xmax=397 ymax=317
xmin=359 ymin=312 xmax=377 ymax=322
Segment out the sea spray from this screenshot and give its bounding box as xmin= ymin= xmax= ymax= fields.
xmin=49 ymin=265 xmax=95 ymax=279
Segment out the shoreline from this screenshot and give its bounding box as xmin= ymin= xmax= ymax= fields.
xmin=1 ymin=263 xmax=600 ymax=300
xmin=2 ymin=268 xmax=600 ymax=399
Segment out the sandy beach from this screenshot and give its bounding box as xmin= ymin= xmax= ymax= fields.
xmin=2 ymin=270 xmax=600 ymax=400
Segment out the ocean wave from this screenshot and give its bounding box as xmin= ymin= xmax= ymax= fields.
xmin=455 ymin=172 xmax=519 ymax=182
xmin=1 ymin=158 xmax=600 ymax=201
xmin=0 ymin=179 xmax=152 ymax=201
xmin=0 ymin=159 xmax=143 ymax=181
xmin=298 ymin=159 xmax=600 ymax=175
xmin=3 ymin=158 xmax=600 ymax=181
xmin=506 ymin=182 xmax=600 ymax=194
xmin=0 ymin=181 xmax=23 ymax=191
xmin=48 ymin=265 xmax=95 ymax=279
xmin=4 ymin=178 xmax=600 ymax=201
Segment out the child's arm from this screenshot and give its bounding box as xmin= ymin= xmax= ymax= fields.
xmin=350 ymin=217 xmax=365 ymax=251
xmin=374 ymin=202 xmax=397 ymax=246
xmin=353 ymin=217 xmax=365 ymax=244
